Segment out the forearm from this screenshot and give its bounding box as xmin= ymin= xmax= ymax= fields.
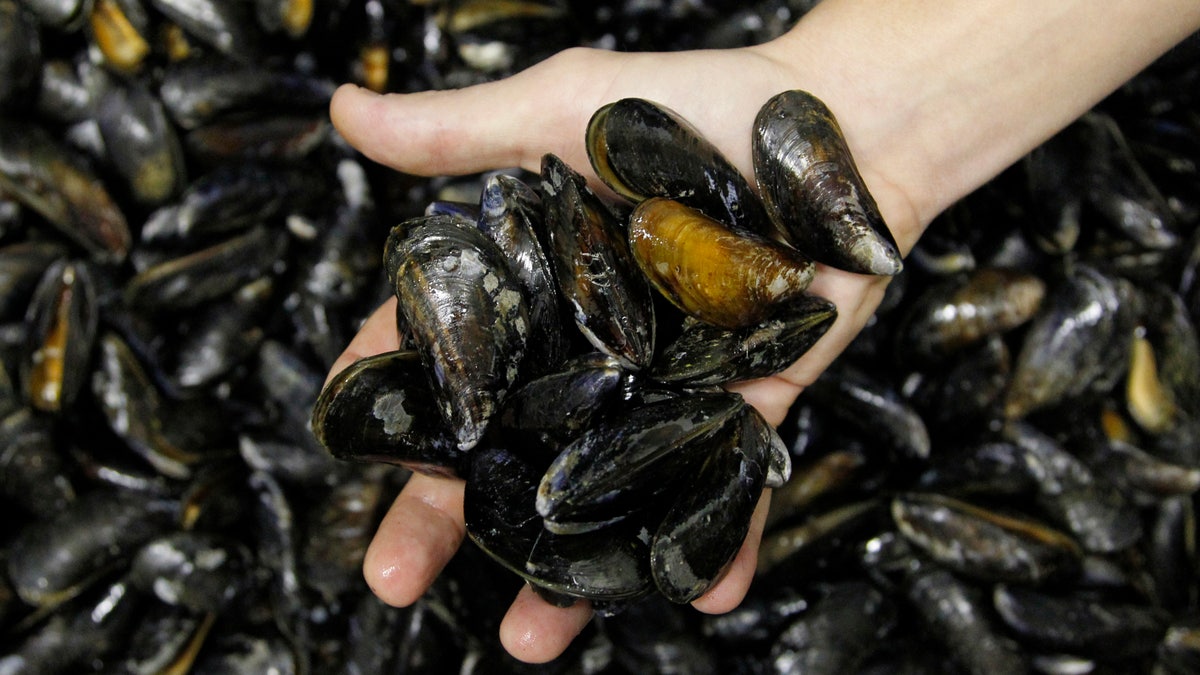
xmin=761 ymin=0 xmax=1200 ymax=237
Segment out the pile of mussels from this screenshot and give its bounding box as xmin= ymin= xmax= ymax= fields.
xmin=2 ymin=0 xmax=1200 ymax=672
xmin=313 ymin=89 xmax=903 ymax=606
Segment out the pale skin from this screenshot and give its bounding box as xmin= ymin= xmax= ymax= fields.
xmin=326 ymin=0 xmax=1200 ymax=663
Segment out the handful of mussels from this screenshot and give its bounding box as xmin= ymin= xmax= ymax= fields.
xmin=313 ymin=90 xmax=900 ymax=605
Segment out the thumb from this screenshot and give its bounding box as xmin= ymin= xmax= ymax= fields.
xmin=330 ymin=50 xmax=604 ymax=177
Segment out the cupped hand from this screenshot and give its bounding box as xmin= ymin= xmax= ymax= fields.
xmin=325 ymin=41 xmax=926 ymax=664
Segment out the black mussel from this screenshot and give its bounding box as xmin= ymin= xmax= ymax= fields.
xmin=20 ymin=259 xmax=97 ymax=414
xmin=254 ymin=339 xmax=329 ymax=460
xmin=91 ymin=331 xmax=207 ymax=479
xmin=756 ymin=500 xmax=881 ymax=579
xmin=915 ymin=440 xmax=1039 ymax=499
xmin=465 ymin=442 xmax=653 ymax=601
xmin=993 ymin=584 xmax=1170 ymax=660
xmin=141 ymin=162 xmax=326 ymax=245
xmin=238 ymin=429 xmax=337 ymax=487
xmin=1139 ymin=284 xmax=1200 ymax=419
xmin=0 ymin=0 xmax=41 ymax=112
xmin=1005 ymin=421 xmax=1143 ymax=553
xmin=0 ymin=240 xmax=68 ymax=322
xmin=88 ymin=0 xmax=151 ymax=74
xmin=895 ymin=267 xmax=1045 ymax=364
xmin=891 ymin=492 xmax=1082 ymax=585
xmin=165 ymin=277 xmax=273 ymax=392
xmin=701 ymin=587 xmax=810 ymax=645
xmin=907 ymin=334 xmax=1012 ymax=427
xmin=586 ymin=97 xmax=770 ymax=234
xmin=1081 ymin=111 xmax=1180 ymax=251
xmin=7 ymin=487 xmax=177 ymax=607
xmin=496 ymin=352 xmax=629 ymax=457
xmin=387 ymin=216 xmax=530 ymax=451
xmin=606 ymin=596 xmax=719 ymax=674
xmin=651 ymin=406 xmax=768 ymax=603
xmin=113 ymin=603 xmax=216 ymax=675
xmin=0 ymin=120 xmax=130 ymax=263
xmin=248 ymin=469 xmax=311 ymax=651
xmin=1086 ymin=437 xmax=1200 ymax=503
xmin=0 ymin=407 xmax=75 ymax=515
xmin=630 ymin=197 xmax=816 ymax=329
xmin=753 ymin=89 xmax=903 ymax=276
xmin=295 ymin=158 xmax=379 ymax=307
xmin=35 ymin=58 xmax=98 ymax=126
xmin=478 ymin=172 xmax=568 ymax=373
xmin=766 ymin=449 xmax=865 ymax=530
xmin=312 ymin=349 xmax=464 ymax=477
xmin=0 ymin=578 xmax=147 ymax=674
xmin=129 ymin=531 xmax=252 ymax=613
xmin=150 ymin=0 xmax=263 ymax=62
xmin=650 ymin=293 xmax=835 ymax=386
xmin=768 ymin=582 xmax=897 ymax=675
xmin=158 ymin=58 xmax=336 ymax=130
xmin=1147 ymin=497 xmax=1196 ymax=611
xmin=123 ymin=225 xmax=288 ymax=311
xmin=299 ymin=470 xmax=390 ymax=602
xmin=540 ymin=153 xmax=655 ymax=368
xmin=903 ymin=566 xmax=1029 ymax=675
xmin=537 ymin=391 xmax=745 ymax=534
xmin=803 ymin=361 xmax=931 ymax=461
xmin=1004 ymin=264 xmax=1138 ymax=419
xmin=94 ymin=74 xmax=186 ymax=206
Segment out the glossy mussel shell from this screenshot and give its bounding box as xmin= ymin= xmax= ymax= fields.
xmin=587 ymin=97 xmax=770 ymax=235
xmin=311 ymin=350 xmax=464 ymax=478
xmin=629 ymin=197 xmax=815 ymax=329
xmin=651 ymin=294 xmax=837 ymax=387
xmin=387 ymin=215 xmax=530 ymax=451
xmin=753 ymin=89 xmax=903 ymax=276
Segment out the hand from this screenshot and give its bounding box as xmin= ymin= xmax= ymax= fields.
xmin=324 ymin=0 xmax=1198 ymax=663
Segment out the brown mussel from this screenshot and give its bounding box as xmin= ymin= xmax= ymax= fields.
xmin=629 ymin=196 xmax=816 ymax=329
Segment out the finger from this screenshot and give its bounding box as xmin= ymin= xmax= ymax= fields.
xmin=499 ymin=584 xmax=594 ymax=664
xmin=690 ymin=489 xmax=772 ymax=614
xmin=330 ymin=51 xmax=598 ymax=178
xmin=324 ymin=296 xmax=401 ymax=387
xmin=362 ymin=472 xmax=466 ymax=608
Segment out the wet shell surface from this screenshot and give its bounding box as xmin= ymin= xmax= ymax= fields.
xmin=753 ymin=89 xmax=903 ymax=276
xmin=629 ymin=197 xmax=815 ymax=329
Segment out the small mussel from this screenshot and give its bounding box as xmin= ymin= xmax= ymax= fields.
xmin=650 ymin=293 xmax=836 ymax=386
xmin=587 ymin=97 xmax=770 ymax=234
xmin=311 ymin=349 xmax=464 ymax=477
xmin=629 ymin=197 xmax=816 ymax=329
xmin=753 ymin=89 xmax=903 ymax=276
xmin=20 ymin=258 xmax=97 ymax=414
